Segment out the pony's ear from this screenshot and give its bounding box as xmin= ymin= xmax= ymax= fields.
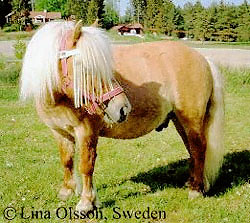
xmin=73 ymin=20 xmax=82 ymax=45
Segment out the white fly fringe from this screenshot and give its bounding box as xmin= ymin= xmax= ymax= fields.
xmin=72 ymin=27 xmax=114 ymax=108
xmin=20 ymin=21 xmax=114 ymax=107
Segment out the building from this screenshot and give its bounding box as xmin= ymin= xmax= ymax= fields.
xmin=5 ymin=11 xmax=62 ymax=25
xmin=117 ymin=23 xmax=144 ymax=35
xmin=29 ymin=11 xmax=62 ymax=24
xmin=5 ymin=12 xmax=15 ymax=23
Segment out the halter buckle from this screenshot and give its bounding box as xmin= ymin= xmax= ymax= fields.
xmin=59 ymin=49 xmax=80 ymax=59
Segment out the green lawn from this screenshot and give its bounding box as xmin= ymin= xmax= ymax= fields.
xmin=0 ymin=30 xmax=34 ymax=41
xmin=0 ymin=60 xmax=250 ymax=222
xmin=179 ymin=40 xmax=250 ymax=50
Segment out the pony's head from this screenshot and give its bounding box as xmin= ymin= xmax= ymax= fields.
xmin=59 ymin=21 xmax=131 ymax=124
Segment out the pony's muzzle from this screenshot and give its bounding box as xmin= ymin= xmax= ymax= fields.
xmin=103 ymin=92 xmax=131 ymax=124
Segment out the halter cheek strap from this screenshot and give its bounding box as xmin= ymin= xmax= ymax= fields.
xmin=60 ymin=32 xmax=70 ymax=76
xmin=59 ymin=32 xmax=80 ymax=76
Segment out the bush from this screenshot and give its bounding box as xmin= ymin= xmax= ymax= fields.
xmin=3 ymin=24 xmax=20 ymax=32
xmin=0 ymin=56 xmax=21 ymax=84
xmin=13 ymin=40 xmax=26 ymax=59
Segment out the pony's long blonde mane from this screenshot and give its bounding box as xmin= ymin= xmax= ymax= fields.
xmin=20 ymin=21 xmax=114 ymax=107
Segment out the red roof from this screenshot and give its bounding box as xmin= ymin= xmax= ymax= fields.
xmin=127 ymin=23 xmax=143 ymax=29
xmin=29 ymin=11 xmax=61 ymax=19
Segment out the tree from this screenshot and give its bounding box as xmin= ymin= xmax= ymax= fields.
xmin=206 ymin=4 xmax=219 ymax=41
xmin=86 ymin=0 xmax=98 ymax=25
xmin=215 ymin=1 xmax=238 ymax=41
xmin=66 ymin=0 xmax=104 ymax=25
xmin=155 ymin=5 xmax=164 ymax=32
xmin=182 ymin=2 xmax=195 ymax=38
xmin=102 ymin=2 xmax=119 ymax=29
xmin=182 ymin=1 xmax=216 ymax=41
xmin=131 ymin=0 xmax=147 ymax=23
xmin=0 ymin=0 xmax=12 ymax=27
xmin=11 ymin=0 xmax=32 ymax=30
xmin=235 ymin=0 xmax=250 ymax=41
xmin=66 ymin=0 xmax=88 ymax=21
xmin=95 ymin=0 xmax=105 ymax=23
xmin=162 ymin=0 xmax=176 ymax=35
xmin=35 ymin=0 xmax=67 ymax=17
xmin=192 ymin=1 xmax=206 ymax=40
xmin=145 ymin=0 xmax=162 ymax=30
xmin=122 ymin=5 xmax=134 ymax=23
xmin=172 ymin=7 xmax=185 ymax=36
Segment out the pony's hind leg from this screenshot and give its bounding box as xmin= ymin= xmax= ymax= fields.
xmin=173 ymin=111 xmax=207 ymax=198
xmin=171 ymin=113 xmax=190 ymax=153
xmin=186 ymin=129 xmax=207 ymax=198
xmin=52 ymin=130 xmax=76 ymax=200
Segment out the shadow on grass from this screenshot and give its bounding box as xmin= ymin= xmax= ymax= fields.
xmin=130 ymin=159 xmax=189 ymax=192
xmin=100 ymin=150 xmax=250 ymax=208
xmin=208 ymin=150 xmax=250 ymax=196
xmin=130 ymin=150 xmax=250 ymax=196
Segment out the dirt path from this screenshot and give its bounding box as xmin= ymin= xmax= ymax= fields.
xmin=0 ymin=41 xmax=16 ymax=57
xmin=195 ymin=48 xmax=250 ymax=68
xmin=0 ymin=40 xmax=250 ymax=67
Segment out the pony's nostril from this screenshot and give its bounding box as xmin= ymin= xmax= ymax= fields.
xmin=118 ymin=107 xmax=126 ymax=123
xmin=121 ymin=107 xmax=125 ymax=115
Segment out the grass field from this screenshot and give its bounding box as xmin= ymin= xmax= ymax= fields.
xmin=0 ymin=30 xmax=34 ymax=41
xmin=180 ymin=40 xmax=250 ymax=50
xmin=0 ymin=58 xmax=250 ymax=222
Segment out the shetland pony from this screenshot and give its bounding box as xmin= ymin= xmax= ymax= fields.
xmin=20 ymin=21 xmax=224 ymax=212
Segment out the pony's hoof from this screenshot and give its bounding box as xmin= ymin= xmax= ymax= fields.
xmin=76 ymin=200 xmax=94 ymax=213
xmin=94 ymin=197 xmax=102 ymax=208
xmin=185 ymin=181 xmax=191 ymax=187
xmin=188 ymin=190 xmax=203 ymax=200
xmin=74 ymin=174 xmax=82 ymax=196
xmin=58 ymin=187 xmax=73 ymax=201
xmin=204 ymin=177 xmax=210 ymax=193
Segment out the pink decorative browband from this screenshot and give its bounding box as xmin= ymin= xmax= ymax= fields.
xmin=59 ymin=31 xmax=124 ymax=115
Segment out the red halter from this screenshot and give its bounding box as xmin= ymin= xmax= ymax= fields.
xmin=59 ymin=31 xmax=124 ymax=115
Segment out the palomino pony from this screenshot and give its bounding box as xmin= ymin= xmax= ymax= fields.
xmin=20 ymin=21 xmax=224 ymax=212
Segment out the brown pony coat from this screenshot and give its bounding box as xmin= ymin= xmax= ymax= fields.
xmin=101 ymin=41 xmax=212 ymax=139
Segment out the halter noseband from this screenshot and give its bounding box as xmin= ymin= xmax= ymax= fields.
xmin=59 ymin=31 xmax=124 ymax=115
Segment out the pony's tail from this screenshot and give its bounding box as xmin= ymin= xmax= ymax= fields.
xmin=204 ymin=59 xmax=225 ymax=192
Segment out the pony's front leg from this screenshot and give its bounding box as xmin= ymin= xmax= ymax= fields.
xmin=74 ymin=124 xmax=100 ymax=213
xmin=52 ymin=130 xmax=76 ymax=200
